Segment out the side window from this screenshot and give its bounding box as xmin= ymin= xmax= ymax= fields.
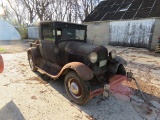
xmin=42 ymin=27 xmax=55 ymax=41
xmin=57 ymin=28 xmax=62 ymax=40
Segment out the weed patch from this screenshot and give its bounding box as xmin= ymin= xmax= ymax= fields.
xmin=0 ymin=47 xmax=5 ymax=52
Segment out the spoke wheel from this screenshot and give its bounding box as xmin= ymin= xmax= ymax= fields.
xmin=68 ymin=78 xmax=82 ymax=99
xmin=65 ymin=71 xmax=91 ymax=105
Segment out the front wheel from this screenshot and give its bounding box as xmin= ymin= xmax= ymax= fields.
xmin=28 ymin=54 xmax=37 ymax=72
xmin=64 ymin=71 xmax=91 ymax=105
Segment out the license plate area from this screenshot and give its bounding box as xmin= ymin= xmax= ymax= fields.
xmin=99 ymin=60 xmax=107 ymax=67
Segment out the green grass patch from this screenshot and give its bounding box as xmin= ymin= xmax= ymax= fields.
xmin=0 ymin=47 xmax=5 ymax=52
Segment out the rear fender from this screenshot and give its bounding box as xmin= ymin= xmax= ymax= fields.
xmin=108 ymin=56 xmax=127 ymax=74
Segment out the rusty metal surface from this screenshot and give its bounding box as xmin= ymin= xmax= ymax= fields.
xmin=37 ymin=62 xmax=94 ymax=81
xmin=58 ymin=41 xmax=109 ymax=75
xmin=0 ymin=55 xmax=4 ymax=73
xmin=58 ymin=41 xmax=98 ymax=65
xmin=32 ymin=41 xmax=109 ymax=79
xmin=58 ymin=42 xmax=108 ymax=67
xmin=84 ymin=0 xmax=160 ymax=22
xmin=90 ymin=75 xmax=132 ymax=99
xmin=90 ymin=88 xmax=104 ymax=99
xmin=61 ymin=62 xmax=94 ymax=80
xmin=39 ymin=21 xmax=109 ymax=75
xmin=27 ymin=47 xmax=41 ymax=61
xmin=109 ymin=75 xmax=133 ymax=97
xmin=28 ymin=21 xmax=126 ymax=83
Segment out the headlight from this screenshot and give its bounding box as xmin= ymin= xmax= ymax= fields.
xmin=109 ymin=49 xmax=117 ymax=59
xmin=89 ymin=52 xmax=98 ymax=63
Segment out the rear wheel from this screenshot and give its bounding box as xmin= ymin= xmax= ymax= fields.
xmin=116 ymin=64 xmax=126 ymax=75
xmin=28 ymin=54 xmax=37 ymax=72
xmin=64 ymin=71 xmax=91 ymax=105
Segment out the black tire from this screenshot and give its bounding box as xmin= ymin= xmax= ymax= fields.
xmin=116 ymin=64 xmax=126 ymax=75
xmin=64 ymin=71 xmax=91 ymax=105
xmin=28 ymin=54 xmax=37 ymax=72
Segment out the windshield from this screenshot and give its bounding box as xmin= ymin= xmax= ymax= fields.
xmin=57 ymin=28 xmax=85 ymax=41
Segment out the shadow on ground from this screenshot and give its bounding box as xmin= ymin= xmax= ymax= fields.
xmin=36 ymin=73 xmax=160 ymax=120
xmin=0 ymin=101 xmax=25 ymax=120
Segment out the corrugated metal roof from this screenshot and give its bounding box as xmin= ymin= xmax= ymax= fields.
xmin=83 ymin=0 xmax=160 ymax=22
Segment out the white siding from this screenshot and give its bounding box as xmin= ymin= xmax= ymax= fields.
xmin=28 ymin=27 xmax=39 ymax=39
xmin=109 ymin=19 xmax=155 ymax=48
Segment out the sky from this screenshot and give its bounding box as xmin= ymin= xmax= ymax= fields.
xmin=0 ymin=0 xmax=7 ymax=16
xmin=0 ymin=7 xmax=4 ymax=15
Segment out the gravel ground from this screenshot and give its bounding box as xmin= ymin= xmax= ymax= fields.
xmin=0 ymin=41 xmax=160 ymax=120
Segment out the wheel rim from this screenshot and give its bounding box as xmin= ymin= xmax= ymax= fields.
xmin=29 ymin=56 xmax=34 ymax=69
xmin=68 ymin=78 xmax=82 ymax=99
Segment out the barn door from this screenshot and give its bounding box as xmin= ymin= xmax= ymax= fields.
xmin=109 ymin=19 xmax=155 ymax=48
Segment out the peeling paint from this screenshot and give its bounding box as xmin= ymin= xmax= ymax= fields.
xmin=109 ymin=19 xmax=155 ymax=48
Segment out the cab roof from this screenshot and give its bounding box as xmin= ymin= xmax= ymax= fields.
xmin=39 ymin=21 xmax=87 ymax=29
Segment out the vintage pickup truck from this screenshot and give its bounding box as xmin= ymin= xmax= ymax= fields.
xmin=27 ymin=21 xmax=128 ymax=105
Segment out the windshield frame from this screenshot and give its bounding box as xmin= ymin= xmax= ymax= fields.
xmin=57 ymin=27 xmax=86 ymax=41
xmin=39 ymin=21 xmax=87 ymax=44
xmin=54 ymin=22 xmax=87 ymax=43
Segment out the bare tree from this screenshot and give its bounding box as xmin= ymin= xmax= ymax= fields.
xmin=20 ymin=0 xmax=35 ymax=23
xmin=34 ymin=0 xmax=52 ymax=21
xmin=2 ymin=0 xmax=100 ymax=24
xmin=74 ymin=0 xmax=100 ymax=23
xmin=0 ymin=1 xmax=10 ymax=20
xmin=6 ymin=0 xmax=27 ymax=26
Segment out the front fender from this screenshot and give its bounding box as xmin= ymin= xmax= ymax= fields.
xmin=44 ymin=62 xmax=94 ymax=81
xmin=62 ymin=62 xmax=94 ymax=80
xmin=115 ymin=56 xmax=127 ymax=66
xmin=27 ymin=47 xmax=41 ymax=61
xmin=108 ymin=56 xmax=127 ymax=74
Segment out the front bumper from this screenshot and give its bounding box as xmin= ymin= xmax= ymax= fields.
xmin=89 ymin=75 xmax=133 ymax=99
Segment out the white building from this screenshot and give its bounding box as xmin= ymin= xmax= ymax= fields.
xmin=0 ymin=20 xmax=21 ymax=41
xmin=84 ymin=0 xmax=160 ymax=50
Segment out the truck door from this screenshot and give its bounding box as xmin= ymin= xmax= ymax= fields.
xmin=40 ymin=24 xmax=58 ymax=63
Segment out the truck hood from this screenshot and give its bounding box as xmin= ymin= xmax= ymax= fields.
xmin=58 ymin=41 xmax=106 ymax=55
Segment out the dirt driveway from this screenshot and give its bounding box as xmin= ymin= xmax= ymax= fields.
xmin=0 ymin=40 xmax=31 ymax=53
xmin=0 ymin=40 xmax=160 ymax=120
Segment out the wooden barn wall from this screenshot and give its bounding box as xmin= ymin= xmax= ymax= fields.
xmin=109 ymin=19 xmax=155 ymax=48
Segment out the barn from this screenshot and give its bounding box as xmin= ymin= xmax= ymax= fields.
xmin=0 ymin=20 xmax=21 ymax=41
xmin=83 ymin=0 xmax=160 ymax=50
